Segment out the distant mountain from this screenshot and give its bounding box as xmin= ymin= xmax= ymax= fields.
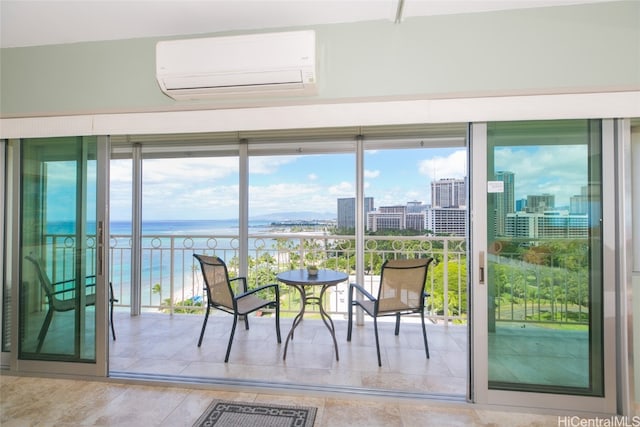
xmin=249 ymin=211 xmax=335 ymax=221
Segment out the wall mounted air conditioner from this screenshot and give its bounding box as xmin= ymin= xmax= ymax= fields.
xmin=156 ymin=30 xmax=316 ymax=100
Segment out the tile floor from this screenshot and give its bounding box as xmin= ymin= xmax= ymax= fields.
xmin=1 ymin=374 xmax=563 ymax=426
xmin=3 ymin=311 xmax=635 ymax=426
xmin=108 ymin=310 xmax=467 ymax=396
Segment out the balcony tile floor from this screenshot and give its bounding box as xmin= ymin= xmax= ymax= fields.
xmin=108 ymin=311 xmax=468 ymax=396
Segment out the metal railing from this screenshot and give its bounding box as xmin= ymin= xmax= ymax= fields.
xmin=101 ymin=233 xmax=467 ymax=322
xmin=488 ymin=239 xmax=591 ymax=326
xmin=105 ymin=233 xmax=468 ymax=324
xmin=40 ymin=233 xmax=590 ymax=327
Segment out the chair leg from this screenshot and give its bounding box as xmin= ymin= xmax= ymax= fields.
xmin=394 ymin=312 xmax=401 ymax=335
xmin=110 ymin=300 xmax=116 ymax=341
xmin=373 ymin=316 xmax=382 ymax=367
xmin=197 ymin=305 xmax=211 ymax=347
xmin=346 ymin=298 xmax=353 ymax=341
xmin=421 ymin=311 xmax=430 ymax=359
xmin=110 ymin=307 xmax=116 ymax=340
xmin=109 ymin=282 xmax=116 ymax=340
xmin=243 ymin=314 xmax=250 ymax=330
xmin=225 ymin=314 xmax=239 ymax=363
xmin=274 ymin=301 xmax=281 ymax=343
xmin=36 ymin=309 xmax=54 ymax=353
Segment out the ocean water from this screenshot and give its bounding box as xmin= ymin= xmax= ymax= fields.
xmin=47 ymin=219 xmax=277 ymax=236
xmin=112 ymin=220 xmax=290 ymax=305
xmin=110 ymin=219 xmax=275 ymax=236
xmin=44 ymin=219 xmax=305 ymax=307
xmin=110 ymin=220 xmax=280 ymax=236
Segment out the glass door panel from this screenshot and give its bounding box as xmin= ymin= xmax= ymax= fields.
xmin=20 ymin=136 xmax=98 ymax=361
xmin=485 ymin=120 xmax=603 ymax=395
xmin=139 ymin=155 xmax=240 ymax=312
xmin=247 ymin=147 xmax=355 ymax=334
xmin=109 ymin=158 xmax=132 ymax=309
xmin=248 ymin=149 xmax=355 ymax=277
xmin=362 ymin=144 xmax=468 ymax=325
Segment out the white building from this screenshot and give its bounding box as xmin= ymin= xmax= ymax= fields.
xmin=506 ymin=211 xmax=589 ymax=239
xmin=425 ymin=208 xmax=467 ymax=236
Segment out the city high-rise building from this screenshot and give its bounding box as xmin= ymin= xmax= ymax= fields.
xmin=406 ymin=201 xmax=427 ymax=231
xmin=337 ymin=197 xmax=374 ymax=229
xmin=494 ymin=171 xmax=515 ymax=236
xmin=425 ymin=207 xmax=467 ymax=236
xmin=367 ymin=205 xmax=406 ymax=231
xmin=506 ymin=211 xmax=589 ymax=239
xmin=526 ymin=194 xmax=555 ymax=213
xmin=516 ymin=198 xmax=527 ymax=212
xmin=406 ymin=200 xmax=428 ymax=213
xmin=570 ymin=195 xmax=588 ymax=215
xmin=431 ymin=178 xmax=466 ymax=208
xmin=406 ymin=212 xmax=426 ymax=231
xmin=570 ymin=186 xmax=591 ymax=215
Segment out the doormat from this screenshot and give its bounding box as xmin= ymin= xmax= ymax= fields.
xmin=193 ymin=399 xmax=317 ymax=427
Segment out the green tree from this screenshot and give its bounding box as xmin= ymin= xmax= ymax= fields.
xmin=427 ymin=260 xmax=467 ymax=319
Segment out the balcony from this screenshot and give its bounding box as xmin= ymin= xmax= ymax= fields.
xmin=109 ymin=310 xmax=468 ymax=397
xmin=99 ymin=232 xmax=468 ymax=396
xmin=41 ymin=231 xmax=590 ymax=396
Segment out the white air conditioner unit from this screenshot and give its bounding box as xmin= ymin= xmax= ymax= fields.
xmin=156 ymin=30 xmax=316 ymax=100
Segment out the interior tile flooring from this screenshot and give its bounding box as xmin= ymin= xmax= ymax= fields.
xmin=1 ymin=373 xmax=565 ymax=426
xmin=2 ymin=310 xmax=632 ymax=426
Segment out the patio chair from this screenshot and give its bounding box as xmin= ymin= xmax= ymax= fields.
xmin=193 ymin=254 xmax=281 ymax=362
xmin=347 ymin=257 xmax=434 ymax=367
xmin=25 ymin=255 xmax=118 ymax=352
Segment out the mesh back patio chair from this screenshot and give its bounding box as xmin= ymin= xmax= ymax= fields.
xmin=193 ymin=254 xmax=281 ymax=362
xmin=347 ymin=257 xmax=434 ymax=367
xmin=25 ymin=255 xmax=117 ymax=352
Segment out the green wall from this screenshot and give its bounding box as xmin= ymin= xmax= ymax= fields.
xmin=1 ymin=1 xmax=638 ymax=118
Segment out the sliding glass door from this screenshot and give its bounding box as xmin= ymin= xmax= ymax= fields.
xmin=470 ymin=120 xmax=617 ymax=412
xmin=17 ymin=136 xmax=109 ymax=375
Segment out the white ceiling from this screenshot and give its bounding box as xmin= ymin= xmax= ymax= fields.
xmin=0 ymin=0 xmax=617 ymax=49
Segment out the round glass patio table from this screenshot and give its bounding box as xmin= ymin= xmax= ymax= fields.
xmin=276 ymin=269 xmax=348 ymax=361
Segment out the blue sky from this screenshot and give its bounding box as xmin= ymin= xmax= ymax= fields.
xmin=45 ymin=161 xmax=97 ymax=223
xmin=111 ymin=144 xmax=588 ymax=221
xmin=109 ymin=147 xmax=468 ymax=221
xmin=493 ymin=144 xmax=588 ymax=207
xmin=46 ymin=144 xmax=587 ymax=222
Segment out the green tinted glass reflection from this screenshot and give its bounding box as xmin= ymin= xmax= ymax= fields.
xmin=486 ymin=120 xmax=603 ymax=396
xmin=20 ymin=136 xmax=97 ymax=362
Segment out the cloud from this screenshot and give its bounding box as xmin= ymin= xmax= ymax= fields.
xmin=250 ymin=156 xmax=297 ymax=174
xmin=494 ymin=145 xmax=587 ymax=205
xmin=364 ymin=169 xmax=380 ymax=178
xmin=107 ymin=148 xmax=464 ymax=220
xmin=250 ymin=182 xmax=322 ymax=214
xmin=328 ymin=181 xmax=354 ymax=196
xmin=108 ymin=158 xmax=243 ymax=220
xmin=418 ymin=149 xmax=466 ymax=181
xmin=144 ymin=158 xmax=237 ymax=182
xmin=110 ymin=160 xmax=132 ymax=184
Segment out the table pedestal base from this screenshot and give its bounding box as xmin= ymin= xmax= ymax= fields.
xmin=283 ymin=283 xmax=339 ymax=361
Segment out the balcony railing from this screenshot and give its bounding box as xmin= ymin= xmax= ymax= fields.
xmin=40 ymin=233 xmax=590 ymax=327
xmin=106 ymin=233 xmax=468 ymax=324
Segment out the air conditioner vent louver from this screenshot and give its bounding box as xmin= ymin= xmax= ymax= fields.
xmin=156 ymin=31 xmax=316 ymax=100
